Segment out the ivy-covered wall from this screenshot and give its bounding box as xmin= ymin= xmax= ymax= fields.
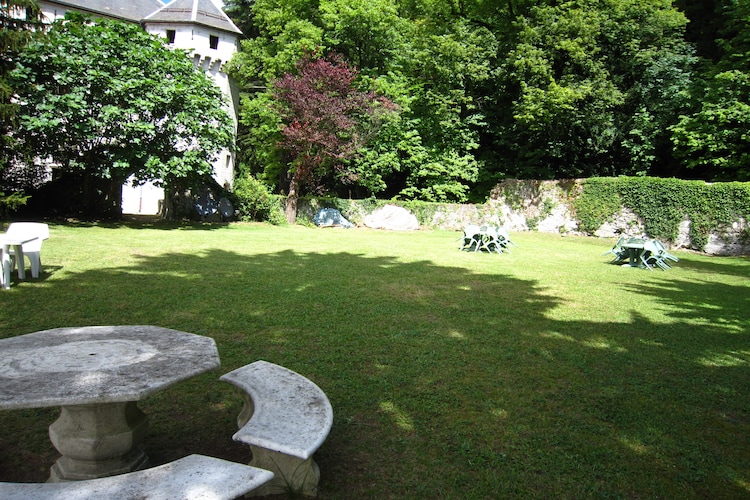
xmin=291 ymin=177 xmax=750 ymax=256
xmin=572 ymin=177 xmax=750 ymax=253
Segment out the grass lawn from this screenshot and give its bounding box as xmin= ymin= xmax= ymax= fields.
xmin=0 ymin=221 xmax=749 ymax=498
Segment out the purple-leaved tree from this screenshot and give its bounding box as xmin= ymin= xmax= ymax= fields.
xmin=272 ymin=53 xmax=395 ymax=224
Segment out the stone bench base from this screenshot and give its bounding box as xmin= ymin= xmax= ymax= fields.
xmin=220 ymin=360 xmax=333 ymax=497
xmin=247 ymin=445 xmax=321 ymax=497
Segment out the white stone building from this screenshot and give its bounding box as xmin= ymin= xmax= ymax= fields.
xmin=35 ymin=0 xmax=243 ymax=214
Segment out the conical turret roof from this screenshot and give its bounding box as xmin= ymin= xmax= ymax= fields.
xmin=144 ymin=0 xmax=242 ymax=34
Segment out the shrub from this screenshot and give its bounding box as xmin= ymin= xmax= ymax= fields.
xmin=233 ymin=174 xmax=285 ymax=224
xmin=0 ymin=191 xmax=30 ymax=219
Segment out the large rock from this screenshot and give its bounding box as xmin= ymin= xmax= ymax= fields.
xmin=364 ymin=205 xmax=419 ymax=231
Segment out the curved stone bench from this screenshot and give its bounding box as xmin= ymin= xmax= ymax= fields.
xmin=220 ymin=360 xmax=334 ymax=497
xmin=0 ymin=454 xmax=274 ymax=500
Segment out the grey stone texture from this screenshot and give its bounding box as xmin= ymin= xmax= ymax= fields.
xmin=0 ymin=454 xmax=274 ymax=499
xmin=220 ymin=360 xmax=333 ymax=497
xmin=0 ymin=325 xmax=220 ymax=409
xmin=363 ymin=205 xmax=420 ymax=231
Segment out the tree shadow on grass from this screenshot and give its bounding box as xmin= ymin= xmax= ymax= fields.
xmin=0 ymin=247 xmax=748 ymax=498
xmin=670 ymin=253 xmax=750 ymax=278
xmin=622 ymin=277 xmax=749 ymax=329
xmin=52 ymin=216 xmax=234 ymax=231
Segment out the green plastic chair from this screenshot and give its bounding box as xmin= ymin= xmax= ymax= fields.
xmin=640 ymin=239 xmax=678 ymax=270
xmin=480 ymin=226 xmax=504 ymax=253
xmin=602 ymin=235 xmax=629 ymax=263
xmin=459 ymin=225 xmax=482 ymax=251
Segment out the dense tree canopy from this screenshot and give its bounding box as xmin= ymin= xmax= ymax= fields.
xmin=670 ymin=0 xmax=750 ymax=180
xmin=221 ymin=0 xmax=749 ymax=202
xmin=10 ymin=14 xmax=234 ymax=217
xmin=1 ymin=0 xmax=43 ymax=176
xmin=492 ymin=0 xmax=695 ymax=180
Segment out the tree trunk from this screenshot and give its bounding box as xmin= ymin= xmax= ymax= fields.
xmin=82 ymin=174 xmax=95 ymax=216
xmin=104 ymin=177 xmax=124 ymax=220
xmin=285 ymin=175 xmax=299 ymax=224
xmin=161 ymin=189 xmax=174 ymax=220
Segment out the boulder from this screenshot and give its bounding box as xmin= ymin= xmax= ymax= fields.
xmin=363 ymin=205 xmax=419 ymax=231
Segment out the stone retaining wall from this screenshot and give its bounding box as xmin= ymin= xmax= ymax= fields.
xmin=300 ymin=179 xmax=750 ymax=256
xmin=484 ymin=179 xmax=748 ymax=256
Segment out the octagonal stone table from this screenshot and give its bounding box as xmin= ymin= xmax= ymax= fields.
xmin=0 ymin=325 xmax=220 ymax=482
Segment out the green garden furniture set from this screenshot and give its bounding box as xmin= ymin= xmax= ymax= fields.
xmin=603 ymin=236 xmax=679 ymax=270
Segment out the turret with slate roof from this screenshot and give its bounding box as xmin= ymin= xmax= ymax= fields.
xmin=142 ymin=0 xmax=242 ymax=75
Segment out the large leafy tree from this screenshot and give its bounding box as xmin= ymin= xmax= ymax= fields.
xmin=272 ymin=53 xmax=395 ymax=223
xmin=318 ymin=0 xmax=495 ymax=201
xmin=393 ymin=14 xmax=494 ymax=201
xmin=320 ymin=0 xmax=405 ymax=74
xmin=224 ymin=0 xmax=324 ymax=185
xmin=228 ymin=0 xmax=495 ymax=202
xmin=226 ymin=0 xmax=323 ymax=87
xmin=225 ymin=0 xmax=750 ymax=199
xmin=11 ymin=13 xmax=234 ymax=217
xmin=491 ymin=0 xmax=694 ymax=180
xmin=1 ymin=0 xmax=43 ymax=175
xmin=670 ymin=0 xmax=750 ymax=181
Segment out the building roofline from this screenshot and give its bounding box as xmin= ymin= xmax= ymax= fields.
xmin=144 ymin=0 xmax=242 ymax=35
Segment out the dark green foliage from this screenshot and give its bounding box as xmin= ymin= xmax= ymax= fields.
xmin=491 ymin=0 xmax=695 ymax=180
xmin=0 ymin=0 xmax=43 ymax=216
xmin=575 ymin=177 xmax=750 ymax=249
xmin=222 ymin=0 xmax=258 ymax=38
xmin=0 ymin=0 xmax=43 ymax=136
xmin=232 ymin=173 xmax=285 ymax=224
xmin=225 ymin=0 xmax=748 ymax=200
xmin=669 ymin=1 xmax=750 ymax=181
xmin=0 ymin=191 xmax=29 ymax=219
xmin=1 ymin=4 xmax=38 ymax=159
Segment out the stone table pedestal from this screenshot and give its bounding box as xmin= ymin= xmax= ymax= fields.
xmin=0 ymin=325 xmax=221 ymax=482
xmin=48 ymin=402 xmax=149 ymax=481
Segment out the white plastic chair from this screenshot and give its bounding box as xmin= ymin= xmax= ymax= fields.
xmin=6 ymin=222 xmax=49 ymax=278
xmin=459 ymin=224 xmax=482 ymax=251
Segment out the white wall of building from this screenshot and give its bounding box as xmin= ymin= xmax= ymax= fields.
xmin=121 ymin=179 xmax=164 ymax=215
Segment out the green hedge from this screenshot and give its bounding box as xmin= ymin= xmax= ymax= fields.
xmin=0 ymin=192 xmax=30 ymax=219
xmin=574 ymin=177 xmax=750 ymax=250
xmin=231 ymin=174 xmax=286 ymax=224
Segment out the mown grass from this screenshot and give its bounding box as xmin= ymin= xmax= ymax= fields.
xmin=0 ymin=221 xmax=749 ymax=498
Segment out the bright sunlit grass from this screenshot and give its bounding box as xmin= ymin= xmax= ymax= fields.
xmin=0 ymin=221 xmax=749 ymax=498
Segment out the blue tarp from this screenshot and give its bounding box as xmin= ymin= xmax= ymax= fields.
xmin=194 ymin=193 xmax=233 ymax=221
xmin=218 ymin=197 xmax=234 ymax=220
xmin=194 ymin=192 xmax=217 ymax=218
xmin=314 ymin=208 xmax=353 ymax=228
